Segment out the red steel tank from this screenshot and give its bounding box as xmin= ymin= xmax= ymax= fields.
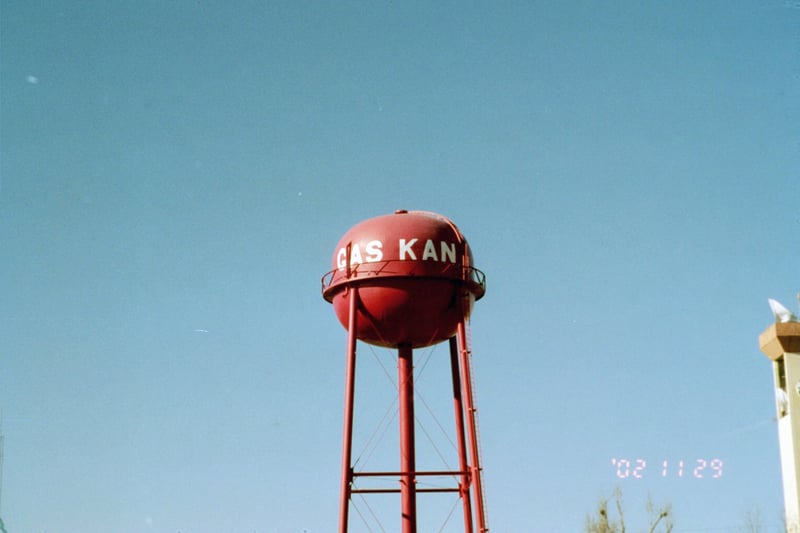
xmin=321 ymin=210 xmax=486 ymax=348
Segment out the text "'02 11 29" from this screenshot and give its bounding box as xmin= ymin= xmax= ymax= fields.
xmin=611 ymin=458 xmax=723 ymax=479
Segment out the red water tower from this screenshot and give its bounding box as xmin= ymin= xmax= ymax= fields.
xmin=321 ymin=210 xmax=489 ymax=533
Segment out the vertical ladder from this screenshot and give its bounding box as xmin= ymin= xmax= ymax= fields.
xmin=458 ymin=320 xmax=489 ymax=532
xmin=464 ymin=320 xmax=489 ymax=529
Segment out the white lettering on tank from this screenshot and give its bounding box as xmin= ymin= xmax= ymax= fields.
xmin=337 ymin=240 xmax=384 ymax=270
xmin=440 ymin=241 xmax=456 ymax=263
xmin=365 ymin=240 xmax=383 ymax=262
xmin=399 ymin=238 xmax=418 ymax=260
xmin=349 ymin=244 xmax=363 ymax=265
xmin=422 ymin=239 xmax=438 ymax=261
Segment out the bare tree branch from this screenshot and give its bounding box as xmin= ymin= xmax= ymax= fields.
xmin=614 ymin=487 xmax=625 ymax=533
xmin=585 ymin=489 xmax=672 ymax=533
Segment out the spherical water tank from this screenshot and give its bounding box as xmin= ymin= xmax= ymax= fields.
xmin=321 ymin=210 xmax=485 ymax=348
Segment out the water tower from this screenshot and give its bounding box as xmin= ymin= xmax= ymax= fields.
xmin=321 ymin=210 xmax=489 ymax=533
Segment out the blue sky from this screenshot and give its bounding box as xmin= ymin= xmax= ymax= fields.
xmin=1 ymin=1 xmax=798 ymax=531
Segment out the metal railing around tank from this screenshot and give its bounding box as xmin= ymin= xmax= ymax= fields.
xmin=321 ymin=259 xmax=486 ymax=298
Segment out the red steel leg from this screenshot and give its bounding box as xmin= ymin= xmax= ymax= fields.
xmin=449 ymin=336 xmax=474 ymax=533
xmin=338 ymin=288 xmax=359 ymax=533
xmin=398 ymin=344 xmax=417 ymax=533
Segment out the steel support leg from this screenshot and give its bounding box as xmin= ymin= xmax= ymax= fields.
xmin=449 ymin=336 xmax=474 ymax=533
xmin=338 ymin=288 xmax=359 ymax=533
xmin=398 ymin=344 xmax=417 ymax=533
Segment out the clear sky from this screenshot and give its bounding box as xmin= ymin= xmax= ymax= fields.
xmin=1 ymin=1 xmax=798 ymax=532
